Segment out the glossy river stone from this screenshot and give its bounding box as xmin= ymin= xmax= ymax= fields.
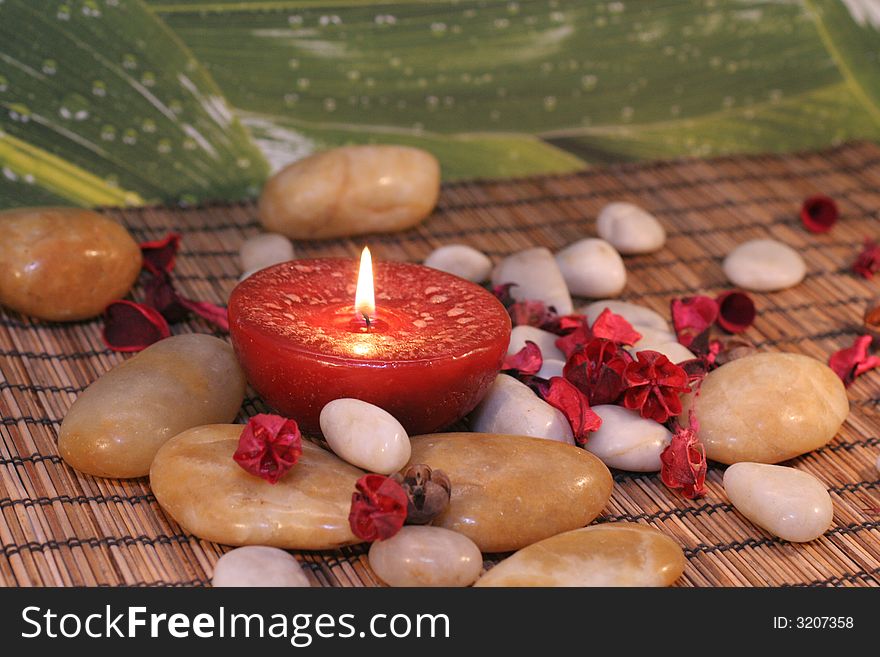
xmin=679 ymin=352 xmax=849 ymax=464
xmin=151 ymin=425 xmax=364 ymax=550
xmin=475 ymin=523 xmax=686 ymax=587
xmin=59 ymin=334 xmax=246 ymax=478
xmin=0 ymin=207 xmax=141 ymax=321
xmin=406 ymin=433 xmax=613 ymax=552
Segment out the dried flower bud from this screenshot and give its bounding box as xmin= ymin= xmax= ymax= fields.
xmin=393 ymin=464 xmax=451 ymax=525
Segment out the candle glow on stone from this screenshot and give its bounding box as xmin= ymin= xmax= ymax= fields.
xmin=355 ymin=246 xmax=376 ymax=324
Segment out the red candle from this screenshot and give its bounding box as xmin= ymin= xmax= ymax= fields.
xmin=228 ymin=250 xmax=511 ymax=435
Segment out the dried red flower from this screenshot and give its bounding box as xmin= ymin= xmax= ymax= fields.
xmin=853 ymin=239 xmax=880 ymax=279
xmin=101 ymin=300 xmax=171 ymax=352
xmin=139 ymin=233 xmax=182 ymax=276
xmin=145 ymin=271 xmax=229 ymax=331
xmin=671 ymin=296 xmax=718 ymax=353
xmin=536 ymin=376 xmax=602 ymax=445
xmin=715 ymin=291 xmax=756 ymax=334
xmin=508 ymin=299 xmax=558 ymax=330
xmin=232 ymin=414 xmax=303 ymax=484
xmin=555 ymin=315 xmax=592 ymax=358
xmin=590 ymin=308 xmax=642 ymax=345
xmin=660 ymin=411 xmax=707 ymax=499
xmin=348 ymin=474 xmax=408 ymax=542
xmin=491 ymin=283 xmax=516 ymax=308
xmin=502 ymin=340 xmax=543 ymax=377
xmin=563 ymin=338 xmax=631 ymax=406
xmin=829 ymin=335 xmax=880 ymax=386
xmin=622 ymin=350 xmax=691 ymax=423
xmin=800 ymin=195 xmax=838 ymax=234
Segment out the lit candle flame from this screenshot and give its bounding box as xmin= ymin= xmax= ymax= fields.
xmin=355 ymin=246 xmax=375 ymax=325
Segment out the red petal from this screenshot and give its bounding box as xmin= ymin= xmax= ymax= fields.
xmin=853 ymin=239 xmax=880 ymax=279
xmin=178 ymin=297 xmax=230 ymax=332
xmin=232 ymin=414 xmax=302 ymax=484
xmin=508 ymin=299 xmax=558 ymax=330
xmin=800 ymin=195 xmax=838 ymax=234
xmin=660 ymin=411 xmax=707 ymax=499
xmin=348 ymin=474 xmax=408 ymax=542
xmin=671 ymin=296 xmax=718 ymax=352
xmin=715 ymin=291 xmax=756 ymax=334
xmin=555 ymin=316 xmax=593 ymax=358
xmin=563 ymin=338 xmax=630 ymax=405
xmin=101 ymin=300 xmax=171 ymax=352
xmin=144 ymin=272 xmax=189 ymax=323
xmin=502 ymin=340 xmax=543 ymax=377
xmin=537 ymin=376 xmax=602 ymax=445
xmin=829 ymin=334 xmax=880 ymax=386
xmin=591 ymin=308 xmax=642 ymax=345
xmin=140 ymin=233 xmax=182 ymax=276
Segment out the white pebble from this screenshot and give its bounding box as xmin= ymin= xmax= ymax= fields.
xmin=596 ymin=202 xmax=666 ymax=254
xmin=320 ymin=398 xmax=411 ymax=474
xmin=424 ymin=244 xmax=492 ymax=282
xmin=581 ymin=299 xmax=670 ymax=332
xmin=471 ymin=374 xmax=574 ymax=444
xmin=632 ymin=341 xmax=696 ymax=364
xmin=723 ymin=463 xmax=833 ymax=542
xmin=536 ymin=359 xmax=565 ymax=380
xmin=507 ymin=325 xmax=565 ymax=361
xmin=586 ymin=405 xmax=672 ymax=471
xmin=212 ymin=546 xmax=310 ymax=587
xmin=555 ymin=238 xmax=626 ymax=298
xmin=633 ymin=326 xmax=678 ymax=348
xmin=368 ymin=526 xmax=483 ymax=587
xmin=723 ymin=239 xmax=806 ymax=292
xmin=492 ymin=247 xmax=573 ymax=314
xmin=239 ymin=233 xmax=295 ymax=273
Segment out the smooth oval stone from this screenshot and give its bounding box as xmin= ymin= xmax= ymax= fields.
xmin=581 ymin=299 xmax=670 ymax=332
xmin=423 ymin=244 xmax=492 ymax=283
xmin=212 ymin=546 xmax=310 ymax=588
xmin=723 ymin=239 xmax=806 ymax=292
xmin=679 ymin=352 xmax=849 ymax=464
xmin=320 ymin=398 xmax=411 ymax=475
xmin=259 ymin=145 xmax=440 ymax=240
xmin=474 ymin=523 xmax=685 ymax=587
xmin=536 ymin=359 xmax=565 ymax=380
xmin=632 ymin=341 xmax=696 ymax=364
xmin=587 ymin=405 xmax=672 ymax=472
xmin=239 ymin=233 xmax=295 ymax=273
xmin=151 ymin=424 xmax=364 ymax=550
xmin=555 ymin=239 xmax=626 ymax=298
xmin=491 ymin=247 xmax=573 ymax=315
xmin=407 ymin=432 xmax=612 ymax=552
xmin=507 ymin=325 xmax=565 ymax=361
xmin=596 ymin=202 xmax=666 ymax=254
xmin=368 ymin=526 xmax=482 ymax=587
xmin=0 ymin=207 xmax=141 ymax=321
xmin=59 ymin=334 xmax=246 ymax=478
xmin=724 ymin=463 xmax=833 ymax=542
xmin=633 ymin=326 xmax=677 ymax=348
xmin=470 ymin=374 xmax=574 ymax=444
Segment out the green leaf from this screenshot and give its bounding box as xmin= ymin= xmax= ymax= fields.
xmin=0 ymin=0 xmax=268 ymax=208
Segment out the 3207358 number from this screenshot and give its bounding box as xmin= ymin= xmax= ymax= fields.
xmin=796 ymin=617 xmax=854 ymax=629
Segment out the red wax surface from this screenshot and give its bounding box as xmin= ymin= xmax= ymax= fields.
xmin=228 ymin=258 xmax=511 ymax=435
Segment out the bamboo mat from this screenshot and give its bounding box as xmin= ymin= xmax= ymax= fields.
xmin=2 ymin=142 xmax=880 ymax=588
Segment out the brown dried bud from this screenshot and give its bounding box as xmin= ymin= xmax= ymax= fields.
xmin=864 ymin=298 xmax=880 ymax=341
xmin=714 ymin=340 xmax=757 ymax=367
xmin=392 ymin=464 xmax=451 ymax=525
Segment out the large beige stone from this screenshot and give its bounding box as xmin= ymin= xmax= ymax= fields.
xmin=59 ymin=334 xmax=246 ymax=479
xmin=0 ymin=207 xmax=141 ymax=321
xmin=259 ymin=145 xmax=440 ymax=239
xmin=151 ymin=425 xmax=364 ymax=550
xmin=406 ymin=433 xmax=612 ymax=552
xmin=680 ymin=352 xmax=849 ymax=464
xmin=475 ymin=523 xmax=685 ymax=587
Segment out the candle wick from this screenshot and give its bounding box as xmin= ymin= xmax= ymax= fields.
xmin=362 ymin=313 xmax=372 ymax=329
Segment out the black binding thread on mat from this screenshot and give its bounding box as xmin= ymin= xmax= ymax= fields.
xmin=0 ymin=494 xmax=156 ymax=510
xmin=1 ymin=534 xmax=193 ymax=558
